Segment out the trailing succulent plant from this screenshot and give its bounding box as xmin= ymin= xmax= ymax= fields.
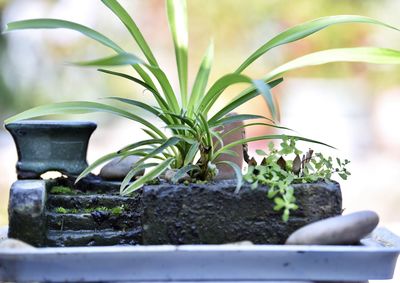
xmin=3 ymin=0 xmax=400 ymax=196
xmin=244 ymin=137 xmax=351 ymax=221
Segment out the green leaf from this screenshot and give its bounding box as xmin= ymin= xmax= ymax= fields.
xmin=4 ymin=101 xmax=166 ymax=139
xmin=210 ymin=129 xmax=224 ymax=148
xmin=101 ymin=0 xmax=159 ymax=66
xmin=105 ymin=97 xmax=171 ymax=125
xmin=174 ymin=135 xmax=197 ymax=144
xmin=166 ymin=0 xmax=189 ymax=107
xmin=273 ymin=197 xmax=285 ymax=210
xmin=74 ymin=53 xmax=180 ymax=114
xmin=164 ymin=112 xmax=196 ymax=129
xmin=148 ymin=67 xmax=180 ymax=114
xmin=252 ymin=79 xmax=276 ymax=120
xmin=72 ymin=52 xmax=144 ymax=67
xmin=136 ymin=137 xmax=181 ymax=166
xmin=4 ymin=18 xmax=157 ymax=90
xmin=97 ymin=69 xmax=169 ymax=111
xmin=216 ymin=160 xmax=243 ymax=193
xmin=197 ymin=113 xmax=212 ymax=147
xmin=75 ymin=150 xmax=157 ymax=183
xmin=120 ymin=162 xmax=158 ymax=191
xmin=210 ymin=114 xmax=270 ymax=127
xmin=200 ymin=73 xmax=253 ymax=114
xmin=121 ymin=158 xmax=174 ymax=195
xmin=264 ymin=47 xmax=400 ymax=81
xmin=4 ymin=19 xmax=124 ymax=52
xmin=184 ymin=142 xmax=199 ymax=165
xmin=165 ymin=124 xmax=195 ymax=133
xmin=188 ymin=41 xmax=214 ymax=116
xmin=209 ymin=77 xmax=283 ymax=124
xmin=75 ymin=152 xmax=121 ymax=183
xmin=256 ymin=149 xmax=267 ymax=156
xmin=219 ymin=122 xmax=293 ymax=141
xmin=117 ymin=139 xmax=166 ymax=153
xmin=236 ymin=15 xmax=400 ymax=73
xmin=171 ymin=164 xmax=200 ymax=183
xmin=218 ymin=149 xmax=239 ymax=158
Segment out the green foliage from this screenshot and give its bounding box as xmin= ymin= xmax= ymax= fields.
xmin=244 ymin=137 xmax=351 ymax=222
xmin=4 ymin=2 xmax=400 ymax=195
xmin=49 ymin=186 xmax=76 ymax=195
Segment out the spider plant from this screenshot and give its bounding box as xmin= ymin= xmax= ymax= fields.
xmin=4 ymin=0 xmax=400 ymax=195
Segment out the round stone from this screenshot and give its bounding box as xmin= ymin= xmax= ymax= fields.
xmin=164 ymin=169 xmax=191 ymax=183
xmin=99 ymin=156 xmax=144 ymax=180
xmin=285 ymin=210 xmax=379 ymax=245
xmin=0 ymin=238 xmax=35 ymax=249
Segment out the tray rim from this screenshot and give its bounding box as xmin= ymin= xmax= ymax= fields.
xmin=1 ymin=242 xmax=400 ymax=255
xmin=1 ymin=227 xmax=399 ymax=282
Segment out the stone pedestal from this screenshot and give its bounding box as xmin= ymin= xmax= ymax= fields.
xmin=8 ymin=180 xmax=47 ymax=246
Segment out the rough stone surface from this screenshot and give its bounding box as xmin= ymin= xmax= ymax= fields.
xmin=285 ymin=210 xmax=379 ymax=245
xmin=5 ymin=120 xmax=97 ymax=178
xmin=8 ymin=177 xmax=342 ymax=247
xmin=43 ymin=177 xmax=143 ymax=247
xmin=46 ymin=228 xmax=142 ymax=247
xmin=8 ymin=180 xmax=47 ymax=246
xmin=46 ymin=194 xmax=142 ymax=232
xmin=164 ymin=169 xmax=191 ymax=183
xmin=99 ymin=156 xmax=144 ymax=181
xmin=0 ymin=238 xmax=35 ymax=249
xmin=141 ymin=180 xmax=342 ymax=245
xmin=213 ymin=113 xmax=245 ymax=180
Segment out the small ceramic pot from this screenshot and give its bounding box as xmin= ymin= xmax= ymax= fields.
xmin=5 ymin=120 xmax=97 ymax=179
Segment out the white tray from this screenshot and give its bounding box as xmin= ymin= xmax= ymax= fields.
xmin=1 ymin=228 xmax=399 ymax=282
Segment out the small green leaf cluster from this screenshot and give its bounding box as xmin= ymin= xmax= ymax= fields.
xmin=244 ymin=137 xmax=351 ymax=222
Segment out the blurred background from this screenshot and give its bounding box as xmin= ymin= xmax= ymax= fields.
xmin=0 ymin=0 xmax=400 ymax=280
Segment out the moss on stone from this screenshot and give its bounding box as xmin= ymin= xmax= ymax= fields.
xmin=53 ymin=205 xmax=126 ymax=215
xmin=50 ymin=186 xmax=76 ymax=195
xmin=54 ymin=207 xmax=68 ymax=214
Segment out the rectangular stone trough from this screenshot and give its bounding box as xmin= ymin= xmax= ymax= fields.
xmin=8 ymin=176 xmax=343 ymax=247
xmin=0 ymin=228 xmax=399 ymax=282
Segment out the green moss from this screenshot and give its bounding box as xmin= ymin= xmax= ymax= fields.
xmin=54 ymin=207 xmax=68 ymax=214
xmin=54 ymin=205 xmax=126 ymax=215
xmin=83 ymin=205 xmax=125 ymax=216
xmin=110 ymin=206 xmax=124 ymax=216
xmin=50 ymin=186 xmax=76 ymax=195
xmin=54 ymin=207 xmax=79 ymax=214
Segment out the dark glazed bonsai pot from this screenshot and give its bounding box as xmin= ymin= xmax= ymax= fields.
xmin=5 ymin=120 xmax=97 ymax=179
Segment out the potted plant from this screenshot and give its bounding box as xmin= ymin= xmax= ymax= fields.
xmin=3 ymin=0 xmax=400 ymax=246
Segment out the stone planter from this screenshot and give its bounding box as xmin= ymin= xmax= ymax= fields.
xmin=141 ymin=180 xmax=342 ymax=244
xmin=6 ymin=120 xmax=342 ymax=247
xmin=8 ymin=176 xmax=342 ymax=247
xmin=5 ymin=120 xmax=96 ymax=179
